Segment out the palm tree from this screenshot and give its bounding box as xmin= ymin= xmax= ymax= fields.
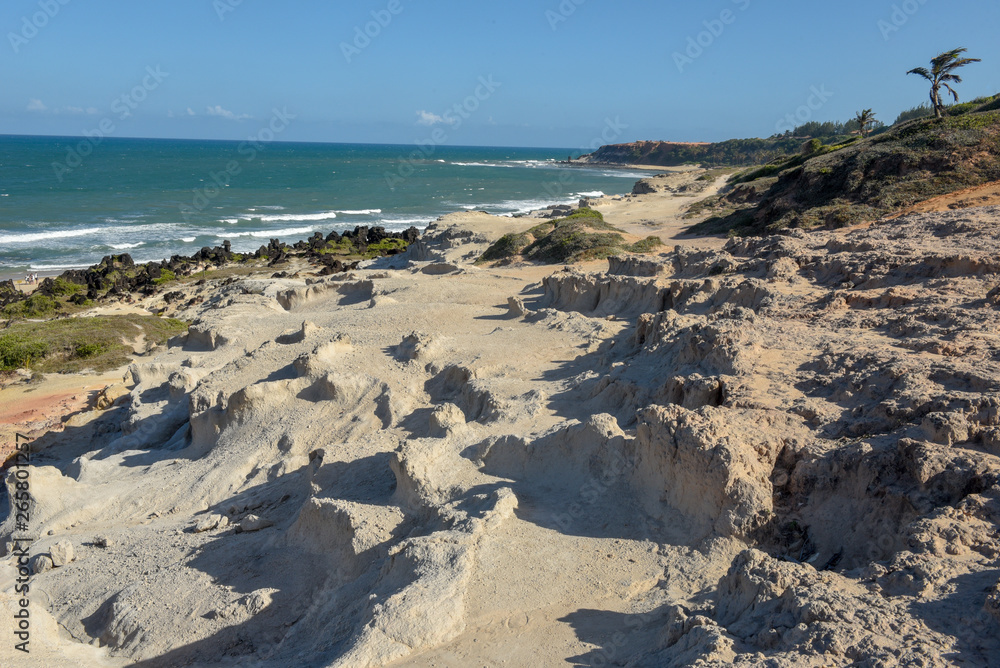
xmin=907 ymin=48 xmax=981 ymax=118
xmin=854 ymin=109 xmax=877 ymax=137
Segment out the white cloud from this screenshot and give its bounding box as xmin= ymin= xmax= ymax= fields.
xmin=64 ymin=106 xmax=99 ymax=115
xmin=207 ymin=105 xmax=251 ymax=121
xmin=26 ymin=99 xmax=47 ymax=112
xmin=187 ymin=107 xmax=196 ymax=116
xmin=416 ymin=110 xmax=457 ymax=126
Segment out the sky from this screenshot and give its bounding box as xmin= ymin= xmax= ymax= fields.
xmin=2 ymin=0 xmax=999 ymax=149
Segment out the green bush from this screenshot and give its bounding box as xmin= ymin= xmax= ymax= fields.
xmin=627 ymin=236 xmax=665 ymax=253
xmin=73 ymin=341 xmax=104 ymax=359
xmin=479 ymin=233 xmax=532 ymax=262
xmin=1 ymin=293 xmax=58 ymax=319
xmin=153 ymin=269 xmax=177 ymax=285
xmin=802 ymin=138 xmax=824 ymax=155
xmin=49 ymin=277 xmax=84 ymax=296
xmin=0 ymin=334 xmax=49 ymax=370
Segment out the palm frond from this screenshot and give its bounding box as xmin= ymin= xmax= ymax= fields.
xmin=907 ymin=67 xmax=932 ymax=80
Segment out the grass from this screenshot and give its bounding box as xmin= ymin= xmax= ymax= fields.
xmin=0 ymin=315 xmax=188 ymax=374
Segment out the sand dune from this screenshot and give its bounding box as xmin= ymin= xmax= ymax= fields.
xmin=2 ymin=204 xmax=1000 ymax=666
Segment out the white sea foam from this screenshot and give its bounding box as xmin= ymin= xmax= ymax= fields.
xmin=223 ymin=226 xmax=319 ymax=239
xmin=180 ymin=237 xmax=197 ymax=243
xmin=337 ymin=209 xmax=382 ymax=215
xmin=28 ymin=263 xmax=94 ymax=271
xmin=378 ymin=217 xmax=436 ymax=226
xmin=0 ymin=227 xmax=105 ymax=244
xmin=109 ymin=242 xmax=145 ymax=250
xmin=578 ymin=191 xmax=606 ymax=198
xmin=221 ymin=218 xmax=240 ymax=224
xmin=450 ymin=161 xmax=512 ymax=168
xmin=233 ymin=211 xmax=339 ymax=223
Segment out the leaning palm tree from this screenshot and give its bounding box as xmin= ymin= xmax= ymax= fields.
xmin=907 ymin=48 xmax=981 ymax=118
xmin=854 ymin=109 xmax=877 ymax=137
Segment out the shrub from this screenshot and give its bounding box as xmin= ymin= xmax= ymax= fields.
xmin=1 ymin=293 xmax=58 ymax=319
xmin=153 ymin=269 xmax=177 ymax=286
xmin=480 ymin=233 xmax=532 ymax=262
xmin=49 ymin=277 xmax=84 ymax=296
xmin=0 ymin=334 xmax=49 ymax=370
xmin=73 ymin=342 xmax=104 ymax=359
xmin=627 ymin=236 xmax=665 ymax=253
xmin=802 ymin=138 xmax=824 ymax=155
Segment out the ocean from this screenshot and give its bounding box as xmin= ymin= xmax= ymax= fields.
xmin=0 ymin=135 xmax=649 ymax=277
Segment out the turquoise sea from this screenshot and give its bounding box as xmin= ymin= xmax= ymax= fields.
xmin=0 ymin=135 xmax=648 ymax=276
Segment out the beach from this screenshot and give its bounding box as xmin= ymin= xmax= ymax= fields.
xmin=2 ymin=171 xmax=999 ymax=666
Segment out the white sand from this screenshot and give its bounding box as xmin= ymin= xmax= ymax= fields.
xmin=2 ymin=189 xmax=999 ymax=666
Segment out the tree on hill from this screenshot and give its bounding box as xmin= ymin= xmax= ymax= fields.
xmin=907 ymin=48 xmax=981 ymax=118
xmin=854 ymin=109 xmax=877 ymax=137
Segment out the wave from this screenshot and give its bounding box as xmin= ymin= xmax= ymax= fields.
xmin=28 ymin=262 xmax=95 ymax=271
xmin=109 ymin=242 xmax=145 ymax=250
xmin=450 ymin=161 xmax=512 ymax=168
xmin=0 ymin=227 xmax=105 ymax=244
xmin=221 ymin=218 xmax=240 ymax=224
xmin=180 ymin=237 xmax=197 ymax=243
xmin=377 ymin=216 xmax=436 ymax=226
xmin=230 ymin=211 xmax=339 ymax=223
xmin=577 ymin=191 xmax=606 ymax=198
xmin=337 ymin=209 xmax=382 ymax=216
xmin=220 ymin=226 xmax=319 ymax=239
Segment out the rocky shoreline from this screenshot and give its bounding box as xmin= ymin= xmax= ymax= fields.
xmin=0 ymin=225 xmax=420 ymax=315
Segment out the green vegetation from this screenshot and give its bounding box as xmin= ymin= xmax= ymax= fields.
xmin=152 ymin=269 xmax=177 ymax=286
xmin=363 ymin=238 xmax=409 ymax=258
xmin=0 ymin=315 xmax=188 ymax=374
xmin=0 ymin=334 xmax=49 ymax=371
xmin=479 ymin=209 xmax=665 ymax=265
xmin=48 ymin=277 xmax=84 ymax=297
xmin=689 ymin=107 xmax=1000 ymax=236
xmin=855 ymin=109 xmax=877 ymax=138
xmin=907 ymin=47 xmax=981 ymax=118
xmin=626 ymin=236 xmax=665 ymax=253
xmin=479 ymin=232 xmax=532 ymax=262
xmin=1 ymin=293 xmax=59 ymax=319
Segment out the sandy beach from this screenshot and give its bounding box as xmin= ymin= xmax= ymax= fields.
xmin=1 ymin=175 xmax=999 ymax=667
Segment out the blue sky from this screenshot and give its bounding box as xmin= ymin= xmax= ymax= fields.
xmin=2 ymin=0 xmax=998 ymax=149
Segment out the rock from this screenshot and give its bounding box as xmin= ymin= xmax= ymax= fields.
xmin=986 ymin=580 xmax=1000 ymax=623
xmin=95 ymin=383 xmax=130 ymax=410
xmin=49 ymin=540 xmax=74 ymax=567
xmin=212 ymin=588 xmax=278 ymax=622
xmin=507 ymin=296 xmax=529 ymax=317
xmin=193 ymin=514 xmax=227 ymax=533
xmin=429 ymin=403 xmax=466 ymax=437
xmin=93 ymin=536 xmax=112 ymax=548
xmin=238 ymin=515 xmax=274 ymax=533
xmin=31 ymin=554 xmax=53 ymax=574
